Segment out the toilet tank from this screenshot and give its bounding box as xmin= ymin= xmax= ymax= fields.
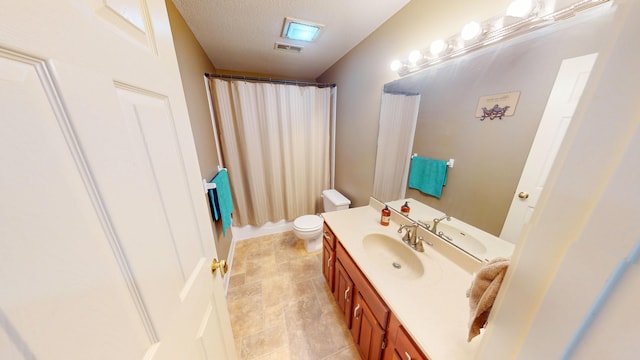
xmin=322 ymin=189 xmax=351 ymax=212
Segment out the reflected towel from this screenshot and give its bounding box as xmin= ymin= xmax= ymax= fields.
xmin=466 ymin=257 xmax=509 ymax=341
xmin=208 ymin=169 xmax=234 ymax=236
xmin=408 ymin=156 xmax=448 ymax=198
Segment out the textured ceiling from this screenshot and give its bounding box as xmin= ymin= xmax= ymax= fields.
xmin=171 ymin=0 xmax=411 ymax=80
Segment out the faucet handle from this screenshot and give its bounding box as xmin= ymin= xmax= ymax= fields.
xmin=401 ymin=228 xmax=412 ymax=243
xmin=418 ymin=220 xmax=431 ymax=230
xmin=433 ymin=215 xmax=451 ymax=224
xmin=414 ymin=236 xmax=425 ymax=252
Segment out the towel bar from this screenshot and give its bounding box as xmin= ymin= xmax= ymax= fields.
xmin=411 ymin=153 xmax=455 ymax=168
xmin=203 ymin=178 xmax=216 ymax=193
xmin=203 ymin=167 xmax=229 ymax=193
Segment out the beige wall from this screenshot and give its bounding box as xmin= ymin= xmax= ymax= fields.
xmin=166 ymin=0 xmax=232 ymax=260
xmin=318 ymin=0 xmax=509 ymax=207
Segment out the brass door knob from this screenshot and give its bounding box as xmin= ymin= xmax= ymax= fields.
xmin=518 ymin=192 xmax=530 ymax=199
xmin=211 ymin=258 xmax=228 ymax=275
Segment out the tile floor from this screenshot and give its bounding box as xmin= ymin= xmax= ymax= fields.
xmin=226 ymin=231 xmax=360 ymax=360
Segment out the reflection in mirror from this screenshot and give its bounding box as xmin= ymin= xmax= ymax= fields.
xmin=384 ymin=198 xmax=514 ymax=261
xmin=379 ymin=7 xmax=615 ymax=244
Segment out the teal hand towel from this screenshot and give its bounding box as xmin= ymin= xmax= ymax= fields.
xmin=209 ymin=169 xmax=234 ymax=236
xmin=408 ymin=156 xmax=448 ymax=198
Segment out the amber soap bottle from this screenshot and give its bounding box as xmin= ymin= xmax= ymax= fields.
xmin=401 ymin=201 xmax=410 ymax=216
xmin=380 ymin=205 xmax=391 ymax=226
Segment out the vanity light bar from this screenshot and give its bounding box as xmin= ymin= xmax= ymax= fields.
xmin=392 ymin=0 xmax=611 ymax=77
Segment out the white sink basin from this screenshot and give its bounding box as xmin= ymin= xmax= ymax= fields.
xmin=362 ymin=233 xmax=424 ymax=280
xmin=431 ymin=223 xmax=487 ymax=255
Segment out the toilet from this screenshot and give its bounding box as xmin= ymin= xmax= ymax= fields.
xmin=293 ymin=189 xmax=351 ymax=252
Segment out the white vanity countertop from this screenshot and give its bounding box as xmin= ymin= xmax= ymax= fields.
xmin=322 ymin=205 xmax=484 ymax=360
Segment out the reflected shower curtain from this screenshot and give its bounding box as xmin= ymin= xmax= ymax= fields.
xmin=372 ymin=92 xmax=421 ymax=202
xmin=210 ymin=79 xmax=332 ymax=226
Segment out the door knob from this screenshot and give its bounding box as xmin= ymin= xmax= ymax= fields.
xmin=211 ymin=258 xmax=228 ymax=275
xmin=518 ymin=192 xmax=530 ymax=199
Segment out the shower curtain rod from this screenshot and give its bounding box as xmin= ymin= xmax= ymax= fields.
xmin=205 ymin=73 xmax=336 ymax=88
xmin=383 ymin=89 xmax=420 ymax=96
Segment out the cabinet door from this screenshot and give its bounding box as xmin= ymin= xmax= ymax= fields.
xmin=323 ymin=222 xmax=336 ymax=249
xmin=392 ymin=326 xmax=428 ymax=360
xmin=322 ymin=241 xmax=335 ymax=292
xmin=334 ymin=259 xmax=354 ymax=329
xmin=352 ymin=292 xmax=386 ymax=360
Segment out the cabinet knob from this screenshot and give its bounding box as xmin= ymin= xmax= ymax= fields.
xmin=323 ymin=231 xmax=330 ymax=239
xmin=518 ymin=191 xmax=530 ymax=199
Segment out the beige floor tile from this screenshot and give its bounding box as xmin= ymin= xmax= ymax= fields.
xmin=227 ymin=232 xmax=359 ymax=360
xmin=254 ymin=347 xmax=291 ymax=360
xmin=323 ymin=345 xmax=361 ymax=360
xmin=227 ymin=281 xmax=262 ymax=302
xmin=240 ymin=323 xmax=288 ymax=360
xmin=229 ymin=273 xmax=246 ymax=289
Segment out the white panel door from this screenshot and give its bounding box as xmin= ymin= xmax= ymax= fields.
xmin=0 ymin=1 xmax=235 ymax=359
xmin=500 ymin=53 xmax=598 ymax=244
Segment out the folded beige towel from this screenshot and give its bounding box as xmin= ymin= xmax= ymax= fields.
xmin=466 ymin=257 xmax=509 ymax=341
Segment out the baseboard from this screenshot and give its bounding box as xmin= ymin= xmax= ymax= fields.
xmin=230 ymin=220 xmax=294 ymax=241
xmin=223 ymin=240 xmax=235 ymax=295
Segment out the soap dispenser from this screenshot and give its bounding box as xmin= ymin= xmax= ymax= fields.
xmin=380 ymin=205 xmax=391 ymax=226
xmin=401 ymin=201 xmax=410 ymax=216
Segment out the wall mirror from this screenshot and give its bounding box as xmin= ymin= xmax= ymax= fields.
xmin=377 ymin=6 xmax=616 ymax=254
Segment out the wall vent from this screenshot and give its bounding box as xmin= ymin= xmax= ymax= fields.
xmin=274 ymin=42 xmax=304 ymax=53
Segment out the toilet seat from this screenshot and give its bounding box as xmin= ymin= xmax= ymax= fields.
xmin=293 ymin=215 xmax=323 ymax=231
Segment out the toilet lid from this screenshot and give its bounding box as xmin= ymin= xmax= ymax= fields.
xmin=293 ymin=215 xmax=323 ymax=230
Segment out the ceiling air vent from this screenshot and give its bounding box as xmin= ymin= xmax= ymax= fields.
xmin=274 ymin=42 xmax=304 ymax=53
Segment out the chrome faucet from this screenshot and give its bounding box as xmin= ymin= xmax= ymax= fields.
xmin=431 ymin=215 xmax=451 ymax=234
xmin=397 ymin=222 xmax=422 ymax=251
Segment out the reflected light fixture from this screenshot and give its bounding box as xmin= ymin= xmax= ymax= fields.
xmin=430 ymin=39 xmax=447 ymax=56
xmin=408 ymin=50 xmax=422 ymax=64
xmin=506 ymin=0 xmax=535 ymax=18
xmin=390 ymin=60 xmax=403 ymax=71
xmin=461 ymin=21 xmax=482 ymax=41
xmin=282 ymin=17 xmax=324 ymax=42
xmin=389 ymin=0 xmax=611 ymax=77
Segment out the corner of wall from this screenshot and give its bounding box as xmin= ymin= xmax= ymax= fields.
xmin=165 ymin=0 xmax=232 ymax=260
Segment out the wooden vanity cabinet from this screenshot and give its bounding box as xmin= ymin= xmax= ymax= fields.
xmin=334 ymin=258 xmax=354 ymax=328
xmin=323 ymin=222 xmax=429 ymax=360
xmin=336 ymin=241 xmax=389 ymax=360
xmin=322 ymin=223 xmax=336 ymax=292
xmin=383 ymin=313 xmax=429 ymax=360
xmin=352 ymin=291 xmax=386 ymax=360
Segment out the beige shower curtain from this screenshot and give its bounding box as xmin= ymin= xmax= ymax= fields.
xmin=372 ymin=92 xmax=421 ymax=202
xmin=209 ymin=79 xmax=332 ymax=226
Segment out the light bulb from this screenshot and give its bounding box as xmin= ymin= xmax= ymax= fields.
xmin=430 ymin=40 xmax=447 ymax=56
xmin=390 ymin=60 xmax=403 ymax=72
xmin=461 ymin=21 xmax=482 ymax=41
xmin=408 ymin=50 xmax=422 ymax=64
xmin=507 ymin=0 xmax=534 ymax=18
